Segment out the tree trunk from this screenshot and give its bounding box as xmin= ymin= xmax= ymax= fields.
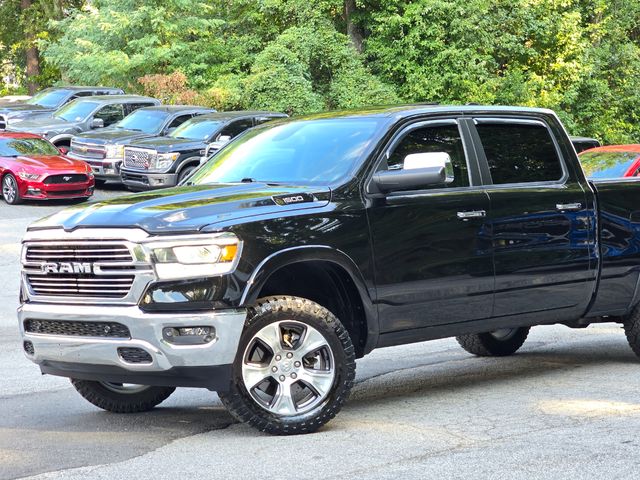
xmin=21 ymin=0 xmax=40 ymax=94
xmin=344 ymin=0 xmax=364 ymax=53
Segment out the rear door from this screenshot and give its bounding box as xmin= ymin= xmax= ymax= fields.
xmin=471 ymin=117 xmax=597 ymax=321
xmin=367 ymin=118 xmax=495 ymax=333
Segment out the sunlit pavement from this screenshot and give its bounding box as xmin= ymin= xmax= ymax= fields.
xmin=1 ymin=186 xmax=639 ymax=479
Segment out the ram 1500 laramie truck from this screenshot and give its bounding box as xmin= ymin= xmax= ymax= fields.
xmin=18 ymin=105 xmax=640 ymax=435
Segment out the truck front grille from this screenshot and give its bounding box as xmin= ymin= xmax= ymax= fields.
xmin=25 ymin=319 xmax=131 ymax=338
xmin=25 ymin=244 xmax=133 ymax=262
xmin=124 ymin=147 xmax=156 ymax=170
xmin=70 ymin=140 xmax=106 ymax=160
xmin=25 ymin=273 xmax=135 ymax=297
xmin=23 ymin=243 xmax=139 ymax=299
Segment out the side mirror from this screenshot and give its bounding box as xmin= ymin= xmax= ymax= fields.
xmin=373 ymin=152 xmax=454 ymax=193
xmin=58 ymin=146 xmax=69 ymax=155
xmin=217 ymin=135 xmax=232 ymax=144
xmin=91 ymin=118 xmax=104 ymax=129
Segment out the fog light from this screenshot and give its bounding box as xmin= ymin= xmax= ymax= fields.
xmin=23 ymin=340 xmax=35 ymax=355
xmin=27 ymin=187 xmax=41 ymax=195
xmin=163 ymin=326 xmax=215 ymax=345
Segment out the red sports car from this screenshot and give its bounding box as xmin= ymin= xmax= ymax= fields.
xmin=579 ymin=144 xmax=640 ymax=180
xmin=0 ymin=133 xmax=95 ymax=205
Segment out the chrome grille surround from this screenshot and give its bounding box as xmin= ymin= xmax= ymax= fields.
xmin=70 ymin=139 xmax=106 ymax=160
xmin=124 ymin=147 xmax=156 ymax=170
xmin=21 ymin=228 xmax=155 ymax=305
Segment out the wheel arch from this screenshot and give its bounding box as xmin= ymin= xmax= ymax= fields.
xmin=49 ymin=134 xmax=73 ymax=147
xmin=240 ymin=246 xmax=378 ymax=357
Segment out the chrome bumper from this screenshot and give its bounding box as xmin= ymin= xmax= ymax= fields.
xmin=19 ymin=303 xmax=247 ymax=372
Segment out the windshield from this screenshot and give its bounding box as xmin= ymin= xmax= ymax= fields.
xmin=188 ymin=118 xmax=383 ymax=185
xmin=579 ymin=150 xmax=640 ymax=179
xmin=116 ymin=109 xmax=169 ymax=134
xmin=0 ymin=137 xmax=59 ymax=156
xmin=54 ymin=100 xmax=99 ymax=122
xmin=170 ymin=119 xmax=223 ymax=140
xmin=26 ymin=89 xmax=70 ymax=109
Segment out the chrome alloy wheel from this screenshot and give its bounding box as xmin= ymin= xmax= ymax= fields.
xmin=241 ymin=320 xmax=336 ymax=416
xmin=2 ymin=175 xmax=17 ymax=203
xmin=99 ymin=382 xmax=150 ymax=394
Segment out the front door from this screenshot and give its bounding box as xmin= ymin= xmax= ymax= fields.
xmin=367 ymin=119 xmax=495 ymax=333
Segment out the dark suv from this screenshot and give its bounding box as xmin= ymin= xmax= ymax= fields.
xmin=120 ymin=111 xmax=287 ymax=190
xmin=0 ymin=86 xmax=124 ymax=131
xmin=6 ymin=95 xmax=159 ymax=148
xmin=68 ymin=105 xmax=215 ymax=185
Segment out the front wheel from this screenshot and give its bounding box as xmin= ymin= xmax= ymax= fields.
xmin=219 ymin=296 xmax=356 ymax=435
xmin=71 ymin=379 xmax=175 ymax=413
xmin=2 ymin=174 xmax=22 ymax=204
xmin=456 ymin=327 xmax=530 ymax=357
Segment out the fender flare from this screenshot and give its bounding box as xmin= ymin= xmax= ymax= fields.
xmin=240 ymin=245 xmax=379 ymax=355
xmin=49 ymin=134 xmax=74 ymax=146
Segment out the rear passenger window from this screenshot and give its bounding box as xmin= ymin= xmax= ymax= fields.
xmin=386 ymin=124 xmax=469 ymax=188
xmin=477 ymin=123 xmax=563 ymax=184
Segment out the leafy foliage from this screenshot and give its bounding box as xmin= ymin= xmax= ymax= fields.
xmin=1 ymin=0 xmax=638 ymax=142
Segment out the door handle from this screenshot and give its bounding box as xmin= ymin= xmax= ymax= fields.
xmin=556 ymin=203 xmax=582 ymax=212
xmin=457 ymin=210 xmax=487 ymax=220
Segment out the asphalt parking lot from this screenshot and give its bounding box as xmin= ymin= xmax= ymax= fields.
xmin=2 ymin=186 xmax=640 ymax=480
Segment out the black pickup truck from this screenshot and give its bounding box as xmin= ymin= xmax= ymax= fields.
xmin=18 ymin=105 xmax=640 ymax=435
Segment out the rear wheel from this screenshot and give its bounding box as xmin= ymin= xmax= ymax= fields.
xmin=623 ymin=305 xmax=640 ymax=358
xmin=71 ymin=379 xmax=175 ymax=413
xmin=219 ymin=296 xmax=356 ymax=435
xmin=456 ymin=327 xmax=530 ymax=357
xmin=2 ymin=174 xmax=22 ymax=205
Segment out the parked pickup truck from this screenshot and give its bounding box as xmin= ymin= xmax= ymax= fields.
xmin=120 ymin=111 xmax=287 ymax=190
xmin=0 ymin=86 xmax=124 ymax=131
xmin=7 ymin=95 xmax=159 ymax=148
xmin=18 ymin=105 xmax=640 ymax=435
xmin=68 ymin=105 xmax=215 ymax=185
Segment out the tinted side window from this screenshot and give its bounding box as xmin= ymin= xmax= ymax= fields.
xmin=386 ymin=124 xmax=469 ymax=188
xmin=220 ymin=119 xmax=254 ymax=138
xmin=168 ymin=114 xmax=193 ymax=129
xmin=477 ymin=123 xmax=563 ymax=184
xmin=255 ymin=116 xmax=277 ymax=126
xmin=94 ymin=103 xmax=125 ymax=126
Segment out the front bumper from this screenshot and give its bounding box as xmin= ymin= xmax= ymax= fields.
xmin=20 ymin=179 xmax=94 ymax=200
xmin=83 ymin=159 xmax=123 ymax=182
xmin=121 ymin=169 xmax=179 ymax=190
xmin=19 ymin=303 xmax=246 ymax=390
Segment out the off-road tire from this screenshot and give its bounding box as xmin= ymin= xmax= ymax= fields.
xmin=71 ymin=379 xmax=175 ymax=413
xmin=623 ymin=306 xmax=640 ymax=358
xmin=218 ymin=296 xmax=356 ymax=435
xmin=456 ymin=327 xmax=530 ymax=357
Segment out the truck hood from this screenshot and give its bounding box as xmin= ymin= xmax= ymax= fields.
xmin=74 ymin=128 xmax=156 ymax=145
xmin=29 ymin=183 xmax=332 ymax=234
xmin=8 ymin=116 xmax=79 ymax=133
xmin=0 ymin=104 xmax=51 ymax=117
xmin=129 ymin=136 xmax=205 ymax=153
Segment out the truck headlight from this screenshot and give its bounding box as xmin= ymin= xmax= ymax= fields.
xmin=150 ymin=152 xmax=179 ymax=172
xmin=105 ymin=144 xmax=124 ymax=160
xmin=146 ymin=233 xmax=241 ymax=280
